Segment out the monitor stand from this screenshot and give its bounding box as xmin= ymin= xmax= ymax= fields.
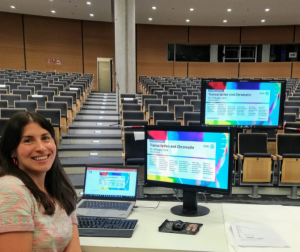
xmin=171 ymin=190 xmax=210 ymax=217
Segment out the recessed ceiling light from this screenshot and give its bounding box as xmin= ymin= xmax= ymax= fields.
xmin=148 ymin=18 xmax=152 ymax=21
xmin=90 ymin=14 xmax=94 ymax=17
xmin=186 ymin=19 xmax=190 ymax=22
xmin=87 ymin=2 xmax=91 ymax=4
xmin=152 ymin=6 xmax=156 ymax=10
xmin=190 ymin=8 xmax=194 ymax=11
xmin=265 ymin=8 xmax=270 ymax=12
xmin=51 ymin=10 xmax=55 ymax=13
xmin=261 ymin=19 xmax=266 ymax=23
xmin=227 ymin=9 xmax=232 ymax=12
xmin=223 ymin=20 xmax=227 ymax=23
xmin=11 ymin=6 xmax=15 ymax=9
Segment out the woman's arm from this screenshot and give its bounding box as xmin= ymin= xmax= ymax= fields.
xmin=64 ymin=224 xmax=82 ymax=252
xmin=0 ymin=232 xmax=33 ymax=252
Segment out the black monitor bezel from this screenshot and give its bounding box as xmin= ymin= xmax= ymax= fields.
xmin=200 ymin=79 xmax=286 ymax=129
xmin=144 ymin=125 xmax=234 ymax=195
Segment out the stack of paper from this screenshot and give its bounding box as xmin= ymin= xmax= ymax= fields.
xmin=231 ymin=222 xmax=290 ymax=248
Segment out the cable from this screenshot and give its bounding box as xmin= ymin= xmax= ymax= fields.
xmin=199 ymin=192 xmax=207 ymax=203
xmin=173 ymin=189 xmax=182 ymax=202
xmin=134 ymin=201 xmax=160 ymax=209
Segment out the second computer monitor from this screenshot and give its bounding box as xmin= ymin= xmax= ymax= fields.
xmin=201 ymin=79 xmax=286 ymax=128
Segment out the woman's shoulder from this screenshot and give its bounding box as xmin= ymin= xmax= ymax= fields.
xmin=0 ymin=175 xmax=25 ymax=186
xmin=0 ymin=175 xmax=35 ymax=233
xmin=0 ymin=175 xmax=31 ymax=196
xmin=0 ymin=175 xmax=34 ymax=210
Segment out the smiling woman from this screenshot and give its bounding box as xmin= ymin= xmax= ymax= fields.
xmin=12 ymin=122 xmax=57 ymax=181
xmin=0 ymin=112 xmax=81 ymax=252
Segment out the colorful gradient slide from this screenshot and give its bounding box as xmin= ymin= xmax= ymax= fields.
xmin=147 ymin=130 xmax=230 ymax=190
xmin=204 ymin=81 xmax=282 ymax=126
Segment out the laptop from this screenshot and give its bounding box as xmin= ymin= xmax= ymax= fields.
xmin=76 ymin=165 xmax=138 ymax=219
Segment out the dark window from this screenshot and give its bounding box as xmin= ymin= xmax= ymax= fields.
xmin=256 ymin=46 xmax=263 ymax=62
xmin=168 ymin=44 xmax=175 ymax=61
xmin=218 ymin=46 xmax=224 ymax=62
xmin=217 ymin=45 xmax=262 ymax=62
xmin=270 ymin=44 xmax=300 ymax=62
xmin=167 ymin=44 xmax=210 ymax=62
xmin=225 ymin=46 xmax=239 ymax=59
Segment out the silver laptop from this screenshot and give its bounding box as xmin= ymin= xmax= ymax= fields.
xmin=76 ymin=165 xmax=138 ymax=219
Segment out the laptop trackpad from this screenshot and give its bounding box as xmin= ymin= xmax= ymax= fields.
xmin=87 ymin=209 xmax=108 ymax=216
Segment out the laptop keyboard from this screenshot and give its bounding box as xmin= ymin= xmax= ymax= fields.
xmin=78 ymin=216 xmax=138 ymax=237
xmin=78 ymin=201 xmax=131 ymax=211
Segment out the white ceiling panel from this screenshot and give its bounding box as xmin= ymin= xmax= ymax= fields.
xmin=0 ymin=0 xmax=112 ymax=22
xmin=0 ymin=0 xmax=300 ymax=26
xmin=135 ymin=0 xmax=300 ymax=26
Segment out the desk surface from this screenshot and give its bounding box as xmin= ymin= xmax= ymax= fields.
xmin=79 ymin=201 xmax=300 ymax=252
xmin=223 ymin=204 xmax=300 ymax=252
xmin=80 ymin=201 xmax=228 ymax=252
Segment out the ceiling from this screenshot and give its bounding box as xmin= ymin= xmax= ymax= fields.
xmin=1 ymin=0 xmax=300 ymax=27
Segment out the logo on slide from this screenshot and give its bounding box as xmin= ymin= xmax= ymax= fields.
xmin=210 ymin=144 xmax=215 ymax=149
xmin=265 ymin=92 xmax=269 ymax=95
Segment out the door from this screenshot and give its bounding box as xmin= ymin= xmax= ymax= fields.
xmin=98 ymin=61 xmax=111 ymax=92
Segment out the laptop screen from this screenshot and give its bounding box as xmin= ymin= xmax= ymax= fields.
xmin=84 ymin=166 xmax=138 ymax=199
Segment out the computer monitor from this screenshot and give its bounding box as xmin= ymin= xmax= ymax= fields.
xmin=201 ymin=79 xmax=286 ymax=128
xmin=145 ymin=125 xmax=234 ymax=217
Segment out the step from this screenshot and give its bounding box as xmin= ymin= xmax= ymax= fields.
xmin=77 ymin=111 xmax=119 ymax=116
xmin=60 ymin=156 xmax=123 ymax=167
xmin=85 ymin=97 xmax=116 ymax=101
xmin=61 ymin=138 xmax=122 ymax=145
xmin=74 ymin=115 xmax=119 ymax=121
xmin=68 ymin=125 xmax=120 ymax=130
xmin=77 ymin=106 xmax=118 ymax=115
xmin=64 ymin=167 xmax=85 ymax=175
xmin=72 ymin=121 xmax=118 ymax=127
xmin=58 ymin=144 xmax=122 ymax=157
xmin=84 ymin=102 xmax=116 ymax=106
xmin=87 ymin=93 xmax=115 ymax=95
xmin=82 ymin=106 xmax=116 ymax=111
xmin=67 ymin=129 xmax=122 ymax=136
xmin=85 ymin=98 xmax=116 ymax=101
xmin=88 ymin=97 xmax=116 ymax=99
xmin=86 ymin=97 xmax=116 ymax=101
xmin=66 ymin=174 xmax=85 ymax=188
xmin=62 ymin=134 xmax=122 ymax=139
xmin=90 ymin=92 xmax=116 ymax=96
xmin=58 ymin=144 xmax=122 ymax=150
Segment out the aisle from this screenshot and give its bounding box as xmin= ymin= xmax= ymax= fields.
xmin=59 ymin=92 xmax=123 ymax=188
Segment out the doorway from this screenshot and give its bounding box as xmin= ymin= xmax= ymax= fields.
xmin=97 ymin=58 xmax=114 ymax=92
